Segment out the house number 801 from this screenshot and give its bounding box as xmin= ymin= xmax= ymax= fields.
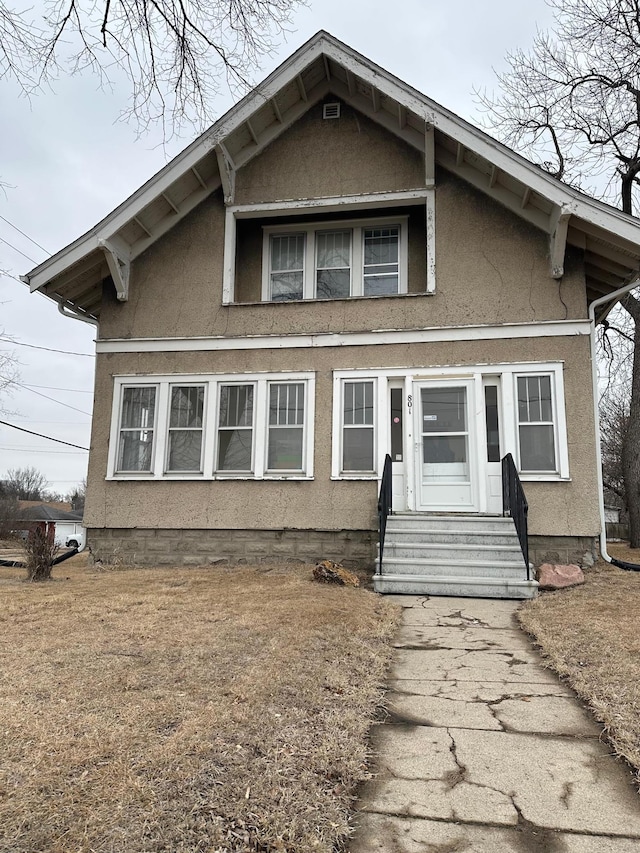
xmin=407 ymin=395 xmax=413 ymax=410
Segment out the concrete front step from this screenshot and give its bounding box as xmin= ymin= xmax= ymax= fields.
xmin=373 ymin=572 xmax=539 ymax=599
xmin=381 ymin=542 xmax=524 ymax=562
xmin=388 ymin=514 xmax=515 ymax=533
xmin=380 ymin=556 xmax=528 ymax=579
xmin=382 ymin=528 xmax=520 ymax=546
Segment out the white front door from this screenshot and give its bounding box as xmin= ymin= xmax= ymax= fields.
xmin=414 ymin=379 xmax=478 ymax=511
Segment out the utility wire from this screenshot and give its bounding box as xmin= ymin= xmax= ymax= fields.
xmin=0 ymin=420 xmax=89 ymax=450
xmin=0 ymin=235 xmax=38 ymax=264
xmin=0 ymin=338 xmax=94 ymax=357
xmin=12 ymin=383 xmax=92 ymax=416
xmin=0 ymin=214 xmax=49 ymax=254
xmin=22 ymin=383 xmax=93 ymax=394
xmin=0 ymin=446 xmax=87 ymax=455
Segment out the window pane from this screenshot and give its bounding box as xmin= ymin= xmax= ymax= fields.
xmin=170 ymin=386 xmax=204 ymax=428
xmin=317 ymin=231 xmax=350 ymax=268
xmin=269 ymin=384 xmax=304 ymax=425
xmin=317 ymin=269 xmax=351 ymax=299
xmin=484 ymin=385 xmax=500 ymax=463
xmin=343 ymin=427 xmax=374 ymax=471
xmin=363 ymin=274 xmax=399 ymax=296
xmin=271 ymin=271 xmax=303 ymax=301
xmin=364 ymin=227 xmax=399 ymax=265
xmin=519 ymin=425 xmax=556 ymax=471
xmin=168 ymin=431 xmax=202 ymax=471
xmin=344 ymin=381 xmax=373 ymax=426
xmin=121 ymin=387 xmax=156 ymax=429
xmin=423 ymin=435 xmax=468 ymax=464
xmin=218 ymin=429 xmax=253 ymax=471
xmin=390 ymin=388 xmax=403 ymax=461
xmin=118 ymin=430 xmax=154 ymax=471
xmin=518 ymin=376 xmax=553 ymax=423
xmin=271 ymin=234 xmax=304 ymax=271
xmin=219 ymin=385 xmax=253 ymax=427
xmin=268 ymin=427 xmax=303 ymax=470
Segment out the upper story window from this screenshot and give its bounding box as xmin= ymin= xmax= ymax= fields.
xmin=262 ymin=216 xmax=408 ymax=302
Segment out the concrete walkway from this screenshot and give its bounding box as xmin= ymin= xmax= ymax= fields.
xmin=350 ymin=595 xmax=640 ymax=852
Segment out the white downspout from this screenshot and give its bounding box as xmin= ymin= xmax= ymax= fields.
xmin=589 ymin=281 xmax=639 ymax=563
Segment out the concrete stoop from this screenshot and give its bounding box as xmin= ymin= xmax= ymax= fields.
xmin=374 ymin=513 xmax=538 ymax=599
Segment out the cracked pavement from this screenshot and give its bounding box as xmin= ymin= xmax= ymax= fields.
xmin=350 ymin=596 xmax=640 ymax=852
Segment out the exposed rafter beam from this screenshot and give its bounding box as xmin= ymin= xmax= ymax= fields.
xmin=549 ymin=206 xmax=571 ymax=279
xmin=215 ymin=143 xmax=236 ymax=205
xmin=489 ymin=165 xmax=499 ymax=188
xmin=345 ymin=68 xmax=356 ymax=96
xmin=134 ymin=215 xmax=153 ymax=238
xmin=371 ymin=86 xmax=380 ymax=112
xmin=424 ymin=123 xmax=435 ymax=186
xmin=398 ymin=104 xmax=407 ymax=129
xmin=455 ymin=143 xmax=465 ymax=166
xmin=191 ymin=166 xmax=208 ymax=189
xmin=162 ymin=192 xmax=179 ymax=215
xmin=296 ymin=74 xmax=307 ymax=101
xmin=271 ymin=97 xmax=283 ymax=123
xmin=99 ymin=238 xmax=130 ymax=301
xmin=246 ymin=118 xmax=259 ymax=146
xmin=46 ymin=252 xmax=106 ymax=291
xmin=521 ymin=187 xmax=531 ymax=209
xmin=323 ymin=54 xmax=331 ymax=81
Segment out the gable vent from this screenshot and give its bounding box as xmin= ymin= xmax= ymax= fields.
xmin=323 ymin=102 xmax=341 ymax=120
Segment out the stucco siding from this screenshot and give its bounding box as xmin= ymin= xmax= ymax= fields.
xmin=85 ymin=333 xmax=599 ymax=540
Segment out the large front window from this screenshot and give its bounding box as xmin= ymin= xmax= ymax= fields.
xmin=517 ymin=375 xmax=557 ymax=472
xmin=263 ymin=217 xmax=407 ymax=301
xmin=109 ymin=374 xmax=314 ymax=480
xmin=341 ymin=380 xmax=375 ymax=473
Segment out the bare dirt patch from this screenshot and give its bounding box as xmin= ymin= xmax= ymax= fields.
xmin=0 ymin=559 xmax=400 ymax=852
xmin=518 ymin=544 xmax=640 ymax=783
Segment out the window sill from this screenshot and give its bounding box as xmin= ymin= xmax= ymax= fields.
xmin=330 ymin=474 xmax=379 ymax=481
xmin=519 ymin=475 xmax=572 ymax=483
xmin=229 ymin=291 xmax=435 ymax=308
xmin=106 ymin=474 xmax=314 ymax=482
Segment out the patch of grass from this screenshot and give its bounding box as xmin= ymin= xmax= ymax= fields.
xmin=519 ymin=544 xmax=640 ymax=783
xmin=0 ymin=558 xmax=400 ymax=852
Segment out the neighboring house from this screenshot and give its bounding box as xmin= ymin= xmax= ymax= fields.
xmin=20 ymin=33 xmax=640 ymax=597
xmin=16 ymin=504 xmax=85 ymax=549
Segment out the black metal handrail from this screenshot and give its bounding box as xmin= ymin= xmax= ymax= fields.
xmin=501 ymin=453 xmax=530 ymax=579
xmin=377 ymin=454 xmax=393 ymax=574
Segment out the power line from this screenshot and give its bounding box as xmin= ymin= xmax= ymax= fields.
xmin=22 ymin=383 xmax=93 ymax=394
xmin=0 ymin=338 xmax=94 ymax=357
xmin=0 ymin=446 xmax=87 ymax=455
xmin=0 ymin=419 xmax=89 ymax=450
xmin=0 ymin=235 xmax=38 ymax=264
xmin=13 ymin=383 xmax=92 ymax=416
xmin=0 ymin=214 xmax=49 ymax=254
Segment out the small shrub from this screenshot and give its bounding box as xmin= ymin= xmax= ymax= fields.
xmin=25 ymin=526 xmax=57 ymax=582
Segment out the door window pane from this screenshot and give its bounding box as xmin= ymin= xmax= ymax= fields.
xmin=268 ymin=383 xmax=305 ymax=470
xmin=117 ymin=387 xmax=156 ymax=471
xmin=421 ymin=387 xmax=467 ymax=432
xmin=217 ymin=385 xmax=254 ymax=471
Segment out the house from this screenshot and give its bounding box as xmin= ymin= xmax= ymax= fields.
xmin=16 ymin=503 xmax=85 ymax=548
xmin=21 ymin=33 xmax=640 ymax=597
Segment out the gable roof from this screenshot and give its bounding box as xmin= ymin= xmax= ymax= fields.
xmin=22 ymin=30 xmax=640 ymax=320
xmin=18 ymin=504 xmax=83 ymax=522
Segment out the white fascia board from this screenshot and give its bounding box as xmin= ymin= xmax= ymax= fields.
xmin=95 ymin=319 xmax=591 ymax=354
xmin=322 ymin=38 xmax=640 ymax=248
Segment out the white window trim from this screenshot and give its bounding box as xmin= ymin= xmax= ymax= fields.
xmin=331 ymin=363 xmax=570 ymax=483
xmin=108 ymin=372 xmax=315 ymax=481
xmin=261 ymin=215 xmax=409 ymax=302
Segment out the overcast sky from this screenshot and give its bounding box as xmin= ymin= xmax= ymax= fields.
xmin=0 ymin=0 xmax=556 ymax=497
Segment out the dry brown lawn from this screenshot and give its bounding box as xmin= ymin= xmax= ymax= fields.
xmin=0 ymin=554 xmax=400 ymax=853
xmin=519 ymin=543 xmax=640 ymax=783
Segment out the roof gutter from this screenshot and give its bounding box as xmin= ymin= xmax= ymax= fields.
xmin=589 ymin=280 xmax=640 ymax=570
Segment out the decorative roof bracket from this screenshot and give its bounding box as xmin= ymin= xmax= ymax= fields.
xmin=99 ymin=238 xmax=130 ymax=301
xmin=550 ymin=205 xmax=572 ymax=279
xmin=215 ymin=143 xmax=236 ymax=205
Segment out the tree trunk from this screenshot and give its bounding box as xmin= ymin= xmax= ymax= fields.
xmin=622 ymin=295 xmax=640 ymax=547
